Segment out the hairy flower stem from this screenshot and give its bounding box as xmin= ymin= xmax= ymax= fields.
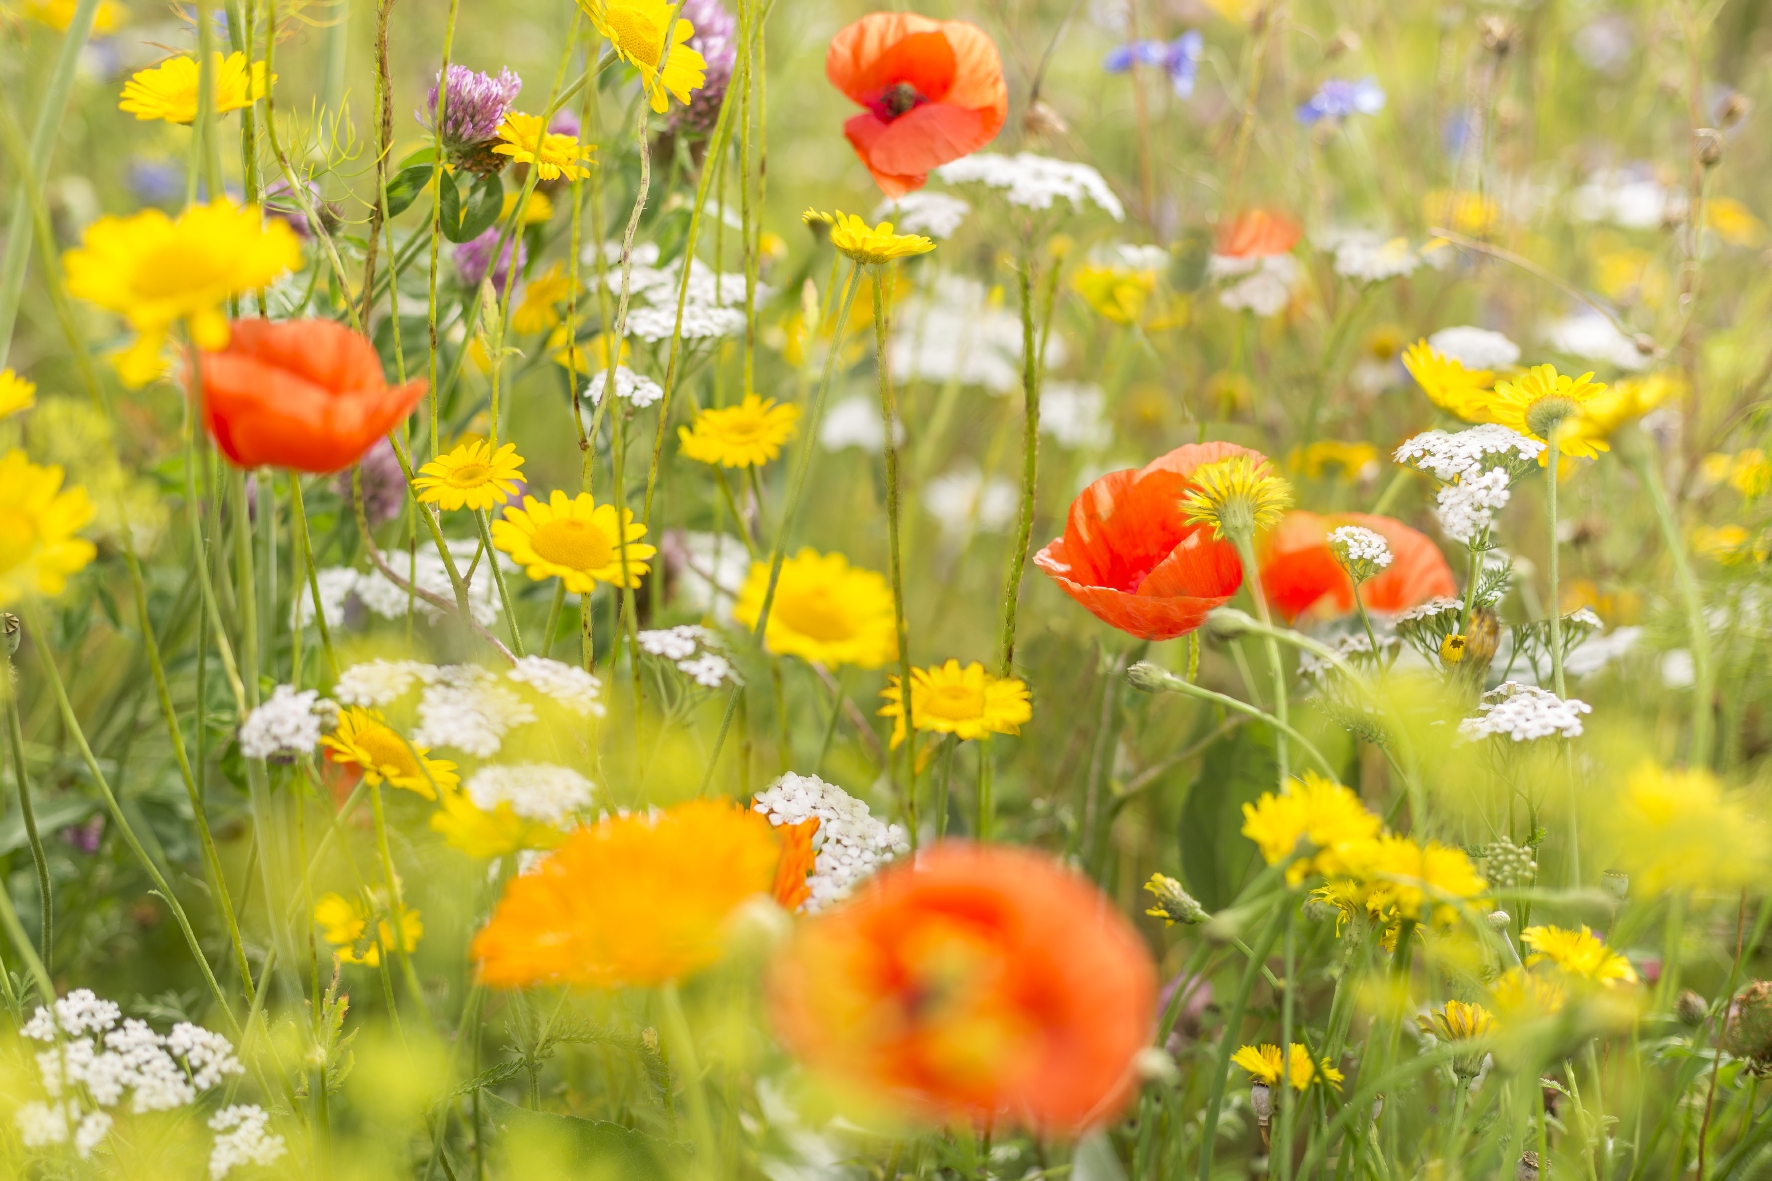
xmin=1 ymin=674 xmax=50 ymax=970
xmin=289 ymin=476 xmax=341 ymax=680
xmin=999 ymin=256 xmax=1043 ymax=676
xmin=425 ymin=0 xmax=461 ymax=461
xmin=1277 ymin=907 xmax=1297 ymax=1181
xmin=1232 ymin=533 xmax=1290 ymax=785
xmin=873 ymin=268 xmax=916 ymax=824
xmin=1130 ymin=663 xmax=1337 ymax=779
xmin=1197 ymin=908 xmax=1285 ymax=1181
xmin=1546 ymin=439 xmax=1566 ymax=698
xmin=475 ymin=510 xmax=525 ymax=656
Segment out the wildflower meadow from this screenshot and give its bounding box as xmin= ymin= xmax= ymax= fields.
xmin=3 ymin=0 xmax=1772 ymax=1175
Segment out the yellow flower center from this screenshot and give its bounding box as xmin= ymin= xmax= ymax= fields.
xmin=606 ymin=5 xmax=665 ymax=67
xmin=353 ymin=724 xmax=422 ymax=780
xmin=777 ymin=585 xmax=855 ymax=642
xmin=531 ymin=517 xmax=614 ymax=572
xmin=923 ymin=682 xmax=986 ymax=723
xmin=718 ymin=414 xmax=766 ymax=443
xmin=448 ymin=461 xmax=492 ymax=488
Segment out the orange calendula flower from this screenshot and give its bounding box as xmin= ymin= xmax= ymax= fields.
xmin=770 ymin=817 xmax=821 ymax=912
xmin=769 ymin=843 xmax=1156 ymax=1130
xmin=471 ymin=799 xmax=782 ymax=989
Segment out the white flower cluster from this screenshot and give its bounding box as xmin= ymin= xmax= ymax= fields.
xmin=411 ymin=664 xmax=537 ymax=757
xmin=1297 ymin=630 xmax=1398 ymax=677
xmin=506 ymin=656 xmax=605 ymax=716
xmin=752 ymin=773 xmax=909 ymax=911
xmin=1435 ymin=467 xmax=1513 ymax=544
xmin=1544 ymin=312 xmax=1648 ymax=371
xmin=14 ymin=990 xmax=275 ymax=1173
xmin=337 ymin=657 xmax=604 ymax=720
xmin=296 ymin=541 xmax=501 ymax=631
xmin=1211 ymin=254 xmax=1298 ymax=317
xmin=593 ymin=242 xmax=758 ymax=342
xmin=466 ymin=763 xmax=595 ymax=825
xmin=819 ymin=394 xmax=904 ymax=453
xmin=934 ymin=152 xmax=1125 ymax=220
xmin=1428 ymin=325 xmax=1521 ymax=370
xmin=585 ymin=365 xmax=664 ymax=408
xmin=238 ymin=684 xmax=336 ymax=761
xmin=923 ymin=466 xmax=1019 ymax=536
xmin=1394 ymin=597 xmax=1463 ymax=624
xmin=1570 ymin=167 xmax=1684 ymax=229
xmin=208 ymin=1105 xmax=288 ymax=1179
xmin=1460 ymin=682 xmax=1592 ymax=742
xmin=873 ymin=191 xmax=971 ymax=238
xmin=1329 ymin=233 xmax=1420 ymax=282
xmin=1394 ymin=425 xmax=1543 ymax=482
xmin=888 ymin=275 xmax=1069 ymax=395
xmin=1328 ymin=525 xmax=1393 ymax=571
xmin=636 ymin=625 xmax=736 ymax=687
xmin=1040 ymin=382 xmax=1113 ymax=450
xmin=335 ymin=658 xmax=435 ymax=706
xmin=625 ymin=302 xmax=747 ymax=341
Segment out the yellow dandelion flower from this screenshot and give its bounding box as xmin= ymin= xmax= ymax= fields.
xmin=825 ymin=211 xmax=937 ymax=266
xmin=1231 ymin=1044 xmax=1341 ymax=1090
xmin=579 ymin=0 xmax=708 ymax=113
xmin=510 ymin=263 xmax=573 ymax=336
xmin=320 ymin=707 xmax=460 ymax=801
xmin=62 ymin=200 xmax=301 ymax=388
xmin=501 ymin=188 xmax=556 ymax=227
xmin=430 ymin=785 xmax=565 ymax=860
xmin=118 ymin=52 xmax=271 ymax=125
xmin=1465 ymin=364 xmax=1610 ymax=461
xmin=1073 ymin=266 xmax=1154 ymax=324
xmin=1555 ymin=372 xmax=1679 ymax=454
xmin=471 ymin=799 xmax=781 ymax=988
xmin=412 ymin=440 xmax=525 ymax=512
xmin=1180 ymin=455 xmax=1293 ymax=541
xmin=1401 ymin=340 xmax=1495 ymax=416
xmin=1693 ymin=524 xmax=1762 ymax=565
xmin=1490 ymin=966 xmax=1567 ymax=1017
xmin=491 ymin=490 xmax=655 ymax=592
xmin=314 ymin=891 xmax=423 ymax=967
xmin=0 ymin=450 xmax=97 ymax=606
xmin=1418 ymin=999 xmax=1494 ymax=1076
xmin=1522 ymin=923 xmax=1637 ymax=987
xmin=25 ymin=0 xmax=124 ymax=32
xmin=1240 ymin=771 xmax=1382 ymax=885
xmin=1605 ymin=761 xmax=1770 ymax=893
xmin=1231 ymin=1043 xmax=1284 ymax=1085
xmin=0 ymin=370 xmax=37 ymax=419
xmin=678 ymin=394 xmax=801 ymax=469
xmin=732 ymin=548 xmax=898 ymax=669
xmin=492 ymin=112 xmax=596 ymax=181
xmin=878 ymin=659 xmax=1032 ymax=749
xmin=1358 ymin=834 xmax=1488 ymax=921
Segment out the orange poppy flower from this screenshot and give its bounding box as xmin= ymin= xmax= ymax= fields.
xmin=1260 ymin=510 xmax=1457 ymax=624
xmin=1215 ymin=208 xmax=1302 ymax=258
xmin=1033 ymin=442 xmax=1255 ymax=640
xmin=197 ymin=318 xmax=427 ymax=473
xmin=769 ymin=842 xmax=1155 ymax=1130
xmin=826 ymin=12 xmax=1008 ymax=199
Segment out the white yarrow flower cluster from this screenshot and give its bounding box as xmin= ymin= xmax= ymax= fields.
xmin=1544 ymin=311 xmax=1649 ymax=371
xmin=752 ymin=773 xmax=909 ymax=910
xmin=1327 ymin=525 xmax=1393 ymax=577
xmin=585 ymin=365 xmax=664 ymax=408
xmin=1212 ymin=254 xmax=1298 ymax=317
xmin=923 ymin=466 xmax=1019 ymax=536
xmin=819 ymin=394 xmax=903 ymax=453
xmin=1427 ymin=325 xmax=1521 ymax=370
xmin=934 ymin=152 xmax=1125 ymax=220
xmin=411 ymin=665 xmax=537 ymax=757
xmin=1459 ymin=681 xmax=1592 ymax=741
xmin=1040 ymin=382 xmax=1113 ymax=450
xmin=1435 ymin=467 xmax=1512 ymax=544
xmin=665 ymin=531 xmax=750 ymax=622
xmin=594 ymin=242 xmax=758 ymax=343
xmin=208 ymin=1105 xmax=287 ymax=1179
xmin=636 ymin=625 xmax=737 ymax=687
xmin=1394 ymin=425 xmax=1544 ymax=483
xmin=873 ymin=191 xmax=971 ymax=238
xmin=1394 ymin=597 xmax=1463 ymax=625
xmin=238 ymin=684 xmax=336 ymax=761
xmin=888 ymin=275 xmax=1068 ymax=395
xmin=1298 ymin=630 xmax=1398 ymax=677
xmin=293 ymin=565 xmax=360 ymax=628
xmin=302 ymin=542 xmax=501 ymax=631
xmin=466 ymin=763 xmax=595 ymax=825
xmin=505 ymin=656 xmax=605 ymax=716
xmin=334 ymin=659 xmax=439 ymax=706
xmin=1330 ymin=233 xmax=1419 ymax=282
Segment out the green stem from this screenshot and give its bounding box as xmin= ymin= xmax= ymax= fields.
xmin=1 ymin=672 xmax=50 ymax=970
xmin=1130 ymin=662 xmax=1338 ymax=779
xmin=1197 ymin=908 xmax=1285 ymax=1181
xmin=659 ymin=981 xmax=718 ymax=1181
xmin=1546 ymin=438 xmax=1566 ymax=698
xmin=1231 ymin=534 xmax=1289 ymax=784
xmin=476 ymin=510 xmax=525 ymax=656
xmin=999 ymin=254 xmax=1043 ymax=676
xmin=873 ymin=267 xmax=915 ymax=831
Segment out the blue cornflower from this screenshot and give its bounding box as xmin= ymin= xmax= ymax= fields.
xmin=1295 ymin=76 xmax=1385 ymax=124
xmin=1104 ymin=31 xmax=1204 ymax=98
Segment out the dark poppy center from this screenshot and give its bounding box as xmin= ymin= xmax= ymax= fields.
xmin=869 ymin=80 xmax=928 ymax=121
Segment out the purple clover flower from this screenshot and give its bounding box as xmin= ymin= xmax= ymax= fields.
xmin=336 ymin=438 xmax=406 ymax=527
xmin=1296 ymin=76 xmax=1386 ymax=124
xmin=547 ymin=109 xmax=581 ymax=139
xmin=1103 ymin=31 xmax=1202 ymax=98
xmin=420 ymin=64 xmax=522 ymax=170
xmin=670 ymin=0 xmax=737 ymax=133
xmin=455 ymin=226 xmax=526 ymax=293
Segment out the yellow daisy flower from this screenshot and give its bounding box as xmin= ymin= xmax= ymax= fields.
xmin=877 ymin=658 xmax=1031 ymax=748
xmin=1467 ymin=363 xmax=1610 ymax=462
xmin=62 ymin=200 xmax=302 ymax=388
xmin=430 ymin=785 xmax=565 ymax=860
xmin=1180 ymin=454 xmax=1293 ymax=541
xmin=492 ymin=112 xmax=596 ymax=181
xmin=1555 ymin=372 xmax=1679 ymax=455
xmin=1604 ymin=761 xmax=1770 ymax=893
xmin=1240 ymin=771 xmax=1382 ymax=885
xmin=580 ymin=0 xmax=708 ymax=114
xmin=412 ymin=440 xmax=525 ymax=512
xmin=1232 ymin=1043 xmax=1343 ymax=1090
xmin=1423 ymin=188 xmax=1499 ymax=235
xmin=677 ymin=393 xmax=801 ymax=468
xmin=1401 ymin=340 xmax=1494 ymax=416
xmin=25 ymin=0 xmax=124 ymax=32
xmin=732 ymin=548 xmax=898 ymax=669
xmin=1073 ymin=265 xmax=1155 ymax=324
xmin=825 ymin=211 xmax=937 ymax=266
xmin=1693 ymin=524 xmax=1762 ymax=565
xmin=313 ymin=891 xmax=423 ymax=967
xmin=491 ymin=490 xmax=655 ymax=593
xmin=511 ymin=262 xmax=574 ymax=335
xmin=0 ymin=450 xmax=97 ymax=606
xmin=320 ymin=706 xmax=460 ymax=800
xmin=0 ymin=370 xmax=37 ymax=419
xmin=1521 ymin=923 xmax=1637 ymax=987
xmin=118 ymin=52 xmax=272 ymax=125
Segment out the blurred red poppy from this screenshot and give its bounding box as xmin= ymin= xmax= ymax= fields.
xmin=769 ymin=842 xmax=1156 ymax=1130
xmin=826 ymin=12 xmax=1008 ymax=199
xmin=1260 ymin=510 xmax=1457 ymax=623
xmin=198 ymin=318 xmax=426 ymax=473
xmin=1033 ymin=442 xmax=1256 ymax=640
xmin=1215 ymin=208 xmax=1302 ymax=258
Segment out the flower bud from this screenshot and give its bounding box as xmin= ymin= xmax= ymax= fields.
xmin=1487 ymin=909 xmax=1512 ymax=930
xmin=1695 ymin=128 xmax=1723 ymax=168
xmin=1144 ymin=873 xmax=1208 ymax=926
xmin=1675 ymin=990 xmax=1709 ymax=1026
xmin=1724 ymin=980 xmax=1772 ymax=1064
xmin=1478 ymin=15 xmax=1518 ymax=54
xmin=1126 ymin=661 xmax=1180 ymax=694
xmin=1206 ymin=606 xmax=1258 ymax=640
xmin=1250 ymin=1081 xmax=1273 ymax=1124
xmin=1718 ymin=92 xmax=1752 ymax=128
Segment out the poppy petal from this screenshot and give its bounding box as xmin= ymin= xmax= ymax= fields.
xmin=866 ymin=102 xmax=999 ymax=180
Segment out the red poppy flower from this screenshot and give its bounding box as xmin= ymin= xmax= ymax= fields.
xmin=1033 ymin=442 xmax=1257 ymax=640
xmin=1260 ymin=510 xmax=1457 ymax=624
xmin=1215 ymin=208 xmax=1302 ymax=258
xmin=197 ymin=318 xmax=426 ymax=473
xmin=826 ymin=13 xmax=1008 ymax=199
xmin=769 ymin=842 xmax=1156 ymax=1130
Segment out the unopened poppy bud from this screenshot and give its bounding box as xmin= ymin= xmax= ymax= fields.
xmin=1023 ymin=99 xmax=1069 ymax=139
xmin=1695 ymin=128 xmax=1723 ymax=168
xmin=1126 ymin=661 xmax=1181 ymax=694
xmin=1487 ymin=909 xmax=1512 ymax=930
xmin=1206 ymin=606 xmax=1258 ymax=640
xmin=1465 ymin=608 xmax=1501 ymax=667
xmin=1676 ymin=990 xmax=1709 ymax=1026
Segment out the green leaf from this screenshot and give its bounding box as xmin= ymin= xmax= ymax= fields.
xmin=1178 ymin=723 xmax=1277 ymax=912
xmin=396 ymin=146 xmax=439 ymax=170
xmin=0 ymin=795 xmax=97 ymax=857
xmin=478 ymin=1090 xmax=684 ymax=1179
xmin=383 ymin=164 xmax=435 ymax=219
xmin=442 ymin=172 xmax=504 ymax=244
